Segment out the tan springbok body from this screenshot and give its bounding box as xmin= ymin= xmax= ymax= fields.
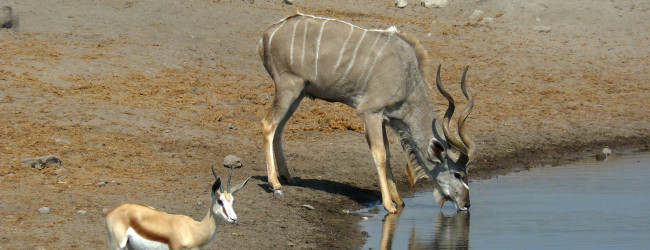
xmin=259 ymin=13 xmax=476 ymax=213
xmin=105 ymin=166 xmax=250 ymax=250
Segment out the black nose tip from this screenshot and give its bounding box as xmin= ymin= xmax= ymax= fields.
xmin=464 ymin=201 xmax=471 ymax=209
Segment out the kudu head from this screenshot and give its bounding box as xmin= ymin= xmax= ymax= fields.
xmin=210 ymin=165 xmax=251 ymax=224
xmin=428 ymin=65 xmax=475 ymax=211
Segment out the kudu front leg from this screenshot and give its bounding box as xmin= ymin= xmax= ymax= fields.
xmin=361 ymin=113 xmax=398 ymax=213
xmin=382 ymin=125 xmax=404 ymax=207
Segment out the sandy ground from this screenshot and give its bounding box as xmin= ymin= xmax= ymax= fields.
xmin=0 ymin=0 xmax=648 ymax=249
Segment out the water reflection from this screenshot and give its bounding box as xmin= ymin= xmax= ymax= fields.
xmin=377 ymin=207 xmax=470 ymax=250
xmin=363 ymin=152 xmax=650 ymax=249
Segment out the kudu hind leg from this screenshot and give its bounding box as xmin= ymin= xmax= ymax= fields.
xmin=361 ymin=113 xmax=398 ymax=213
xmin=262 ymin=75 xmax=305 ymax=192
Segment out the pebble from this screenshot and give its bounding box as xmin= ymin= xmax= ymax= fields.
xmin=97 ymin=180 xmax=108 ymax=187
xmin=532 ymin=25 xmax=552 ymax=33
xmin=54 ymin=168 xmax=67 ymax=175
xmin=223 ymin=155 xmax=243 ymax=168
xmin=301 ymin=204 xmax=314 ymax=210
xmin=283 ymin=0 xmax=293 ymax=5
xmin=38 ymin=207 xmax=50 ymax=214
xmin=421 ymin=0 xmax=448 ymax=8
xmin=77 ymin=210 xmax=87 ymax=216
xmin=395 ymin=0 xmax=407 ymax=8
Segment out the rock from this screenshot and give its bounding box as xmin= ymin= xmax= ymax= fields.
xmin=53 ymin=138 xmax=71 ymax=144
xmin=479 ymin=17 xmax=495 ymax=25
xmin=283 ymin=0 xmax=293 ymax=5
xmin=469 ymin=10 xmax=484 ymax=22
xmin=97 ymin=180 xmax=108 ymax=187
xmin=227 ymin=123 xmax=238 ymax=130
xmin=223 ymin=155 xmax=243 ymax=168
xmin=421 ymin=0 xmax=447 ymax=8
xmin=77 ymin=210 xmax=87 ymax=216
xmin=21 ymin=155 xmax=62 ymax=170
xmin=197 ymin=201 xmax=203 ymax=206
xmin=301 ymin=204 xmax=314 ymax=210
xmin=532 ymin=25 xmax=552 ymax=33
xmin=0 ymin=6 xmax=15 ymax=29
xmin=54 ymin=168 xmax=67 ymax=175
xmin=395 ymin=0 xmax=408 ymax=8
xmin=38 ymin=207 xmax=50 ymax=214
xmin=595 ymin=147 xmax=612 ymax=161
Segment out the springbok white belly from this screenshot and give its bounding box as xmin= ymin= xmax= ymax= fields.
xmin=122 ymin=227 xmax=169 ymax=250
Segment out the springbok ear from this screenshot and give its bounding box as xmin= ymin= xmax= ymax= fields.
xmin=428 ymin=138 xmax=446 ymax=162
xmin=231 ymin=176 xmax=251 ymax=194
xmin=211 ymin=177 xmax=221 ymax=197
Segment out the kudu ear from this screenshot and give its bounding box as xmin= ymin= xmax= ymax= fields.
xmin=428 ymin=138 xmax=446 ymax=162
xmin=211 ymin=177 xmax=222 ymax=198
xmin=231 ymin=176 xmax=251 ymax=194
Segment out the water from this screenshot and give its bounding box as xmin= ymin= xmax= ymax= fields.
xmin=359 ymin=152 xmax=650 ymax=249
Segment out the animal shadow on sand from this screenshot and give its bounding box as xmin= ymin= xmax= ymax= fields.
xmin=252 ymin=176 xmax=381 ymax=205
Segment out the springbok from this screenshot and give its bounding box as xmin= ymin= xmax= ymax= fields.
xmin=259 ymin=13 xmax=476 ymax=213
xmin=105 ymin=166 xmax=251 ymax=250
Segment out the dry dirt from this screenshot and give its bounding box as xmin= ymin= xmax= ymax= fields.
xmin=0 ymin=0 xmax=648 ymax=249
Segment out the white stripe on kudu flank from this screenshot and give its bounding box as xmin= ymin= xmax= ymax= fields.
xmin=267 ymin=21 xmax=287 ymax=60
xmin=363 ymin=34 xmax=393 ymax=85
xmin=338 ymin=29 xmax=367 ymax=85
xmin=314 ymin=20 xmax=329 ymax=79
xmin=301 ymin=19 xmax=308 ymax=67
xmin=334 ymin=25 xmax=355 ymax=71
xmin=290 ymin=18 xmax=302 ymax=66
xmin=363 ymin=35 xmax=382 ymax=70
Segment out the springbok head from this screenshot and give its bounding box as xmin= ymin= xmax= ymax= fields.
xmin=210 ymin=165 xmax=251 ymax=223
xmin=429 ymin=65 xmax=475 ymax=211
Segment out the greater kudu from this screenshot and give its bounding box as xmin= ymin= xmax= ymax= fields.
xmin=259 ymin=13 xmax=476 ymax=213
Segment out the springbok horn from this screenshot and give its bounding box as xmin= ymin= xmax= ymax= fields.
xmin=436 ymin=65 xmax=469 ymax=156
xmin=227 ymin=167 xmax=233 ymax=193
xmin=212 ymin=165 xmax=224 ymax=193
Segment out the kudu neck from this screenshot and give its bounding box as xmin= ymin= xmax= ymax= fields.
xmin=388 ymin=86 xmax=443 ymax=173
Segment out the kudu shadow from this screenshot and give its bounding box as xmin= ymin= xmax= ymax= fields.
xmin=252 ymin=175 xmax=381 ymax=205
xmin=379 ymin=208 xmax=470 ymax=250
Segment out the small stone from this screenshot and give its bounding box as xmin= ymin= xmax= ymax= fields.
xmin=223 ymin=155 xmax=243 ymax=168
xmin=38 ymin=207 xmax=50 ymax=214
xmin=395 ymin=0 xmax=407 ymax=8
xmin=227 ymin=123 xmax=238 ymax=130
xmin=283 ymin=0 xmax=293 ymax=5
xmin=469 ymin=10 xmax=484 ymax=22
xmin=301 ymin=204 xmax=314 ymax=210
xmin=421 ymin=0 xmax=448 ymax=8
xmin=532 ymin=25 xmax=552 ymax=33
xmin=54 ymin=168 xmax=67 ymax=175
xmin=97 ymin=181 xmax=107 ymax=187
xmin=479 ymin=17 xmax=494 ymax=25
xmin=102 ymin=208 xmax=110 ymax=214
xmin=53 ymin=138 xmax=71 ymax=144
xmin=361 ymin=216 xmax=369 ymax=220
xmin=197 ymin=201 xmax=203 ymax=206
xmin=77 ymin=210 xmax=87 ymax=216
